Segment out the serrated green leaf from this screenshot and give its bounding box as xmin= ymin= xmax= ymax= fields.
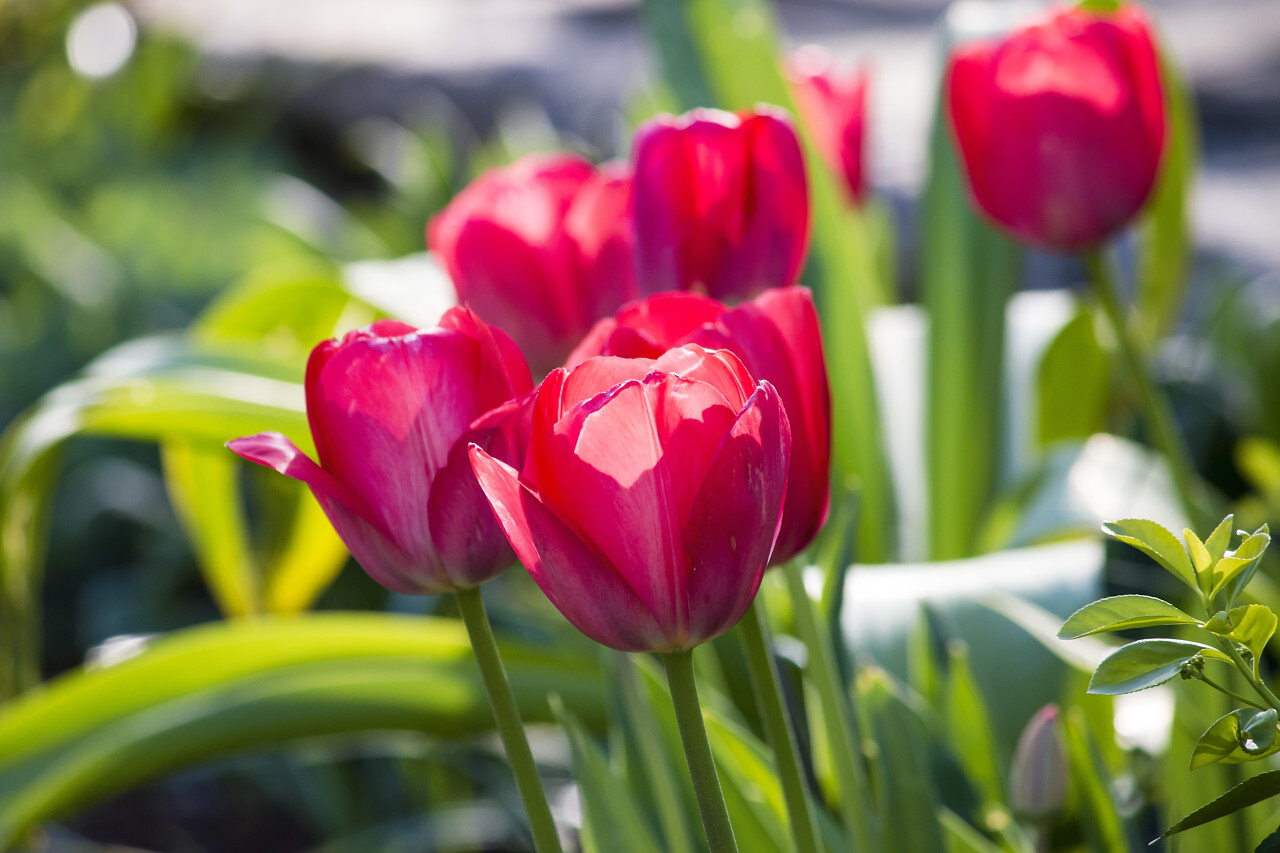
xmin=1213 ymin=529 xmax=1272 ymax=598
xmin=1059 ymin=595 xmax=1200 ymax=639
xmin=1205 ymin=515 xmax=1236 ymax=565
xmin=1182 ymin=527 xmax=1213 ymax=573
xmin=1203 ymin=605 xmax=1277 ymax=676
xmin=1257 ymin=823 xmax=1280 ymax=852
xmin=1192 ymin=709 xmax=1280 ymax=770
xmin=1088 ymin=639 xmax=1229 ymax=696
xmin=1161 ymin=769 xmax=1280 ymax=839
xmin=1103 ymin=519 xmax=1196 ymax=590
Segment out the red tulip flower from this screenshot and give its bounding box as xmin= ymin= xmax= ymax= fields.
xmin=632 ymin=107 xmax=810 ymax=303
xmin=786 ymin=46 xmax=870 ymax=207
xmin=427 ymin=153 xmax=636 ymax=373
xmin=470 ymin=345 xmax=791 ymax=652
xmin=946 ymin=3 xmax=1166 ymax=251
xmin=228 ymin=309 xmax=534 ymax=595
xmin=567 ymin=287 xmax=829 ymax=565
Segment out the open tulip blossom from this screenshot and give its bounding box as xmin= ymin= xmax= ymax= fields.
xmin=568 ymin=286 xmax=829 ymax=566
xmin=632 ymin=107 xmax=810 ymax=303
xmin=428 ymin=153 xmax=636 ymax=374
xmin=470 ymin=344 xmax=790 ymax=653
xmin=946 ymin=3 xmax=1166 ymax=251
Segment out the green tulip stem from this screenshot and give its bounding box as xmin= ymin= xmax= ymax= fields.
xmin=783 ymin=561 xmax=877 ymax=851
xmin=613 ymin=652 xmax=697 ymax=853
xmin=738 ymin=598 xmax=822 ymax=853
xmin=1084 ymin=249 xmax=1204 ymax=527
xmin=453 ymin=586 xmax=562 ymax=853
xmin=661 ymin=649 xmax=739 ymax=853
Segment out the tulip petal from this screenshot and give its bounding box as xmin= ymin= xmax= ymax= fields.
xmin=565 ymin=292 xmax=725 ymax=368
xmin=653 ymin=344 xmax=756 ymax=411
xmin=707 ymin=109 xmax=810 ymax=300
xmin=691 ymin=288 xmax=831 ymax=561
xmin=683 ymin=381 xmax=790 ymax=645
xmin=306 ymin=327 xmax=493 ymax=561
xmin=227 ymin=432 xmax=442 ymax=595
xmin=537 ymin=374 xmax=739 ymax=643
xmin=469 ymin=446 xmax=668 ymax=651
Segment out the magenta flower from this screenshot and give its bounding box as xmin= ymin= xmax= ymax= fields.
xmin=632 ymin=107 xmax=810 ymax=303
xmin=470 ymin=345 xmax=791 ymax=652
xmin=228 ymin=309 xmax=533 ymax=594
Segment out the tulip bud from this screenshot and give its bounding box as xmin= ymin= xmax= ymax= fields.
xmin=632 ymin=107 xmax=810 ymax=303
xmin=470 ymin=345 xmax=791 ymax=652
xmin=946 ymin=3 xmax=1166 ymax=251
xmin=427 ymin=154 xmax=636 ymax=374
xmin=1009 ymin=705 xmax=1068 ymax=822
xmin=568 ymin=287 xmax=830 ymax=564
xmin=786 ymin=46 xmax=870 ymax=207
xmin=228 ymin=309 xmax=534 ymax=595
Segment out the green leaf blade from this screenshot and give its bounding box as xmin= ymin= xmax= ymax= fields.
xmin=1088 ymin=639 xmax=1228 ymax=696
xmin=1102 ymin=519 xmax=1196 ymax=590
xmin=1059 ymin=595 xmax=1200 ymax=639
xmin=1161 ymin=769 xmax=1280 ymax=840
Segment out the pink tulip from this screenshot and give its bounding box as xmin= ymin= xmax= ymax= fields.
xmin=427 ymin=153 xmax=637 ymax=374
xmin=470 ymin=345 xmax=791 ymax=652
xmin=228 ymin=309 xmax=534 ymax=595
xmin=946 ymin=3 xmax=1166 ymax=251
xmin=567 ymin=288 xmax=829 ymax=564
xmin=786 ymin=46 xmax=870 ymax=207
xmin=632 ymin=107 xmax=810 ymax=303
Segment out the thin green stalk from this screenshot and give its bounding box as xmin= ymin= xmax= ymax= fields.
xmin=453 ymin=586 xmax=562 ymax=853
xmin=613 ymin=652 xmax=697 ymax=853
xmin=782 ymin=562 xmax=876 ymax=851
xmin=661 ymin=649 xmax=738 ymax=853
xmin=1211 ymin=634 xmax=1280 ymax=712
xmin=1084 ymin=249 xmax=1205 ymax=528
xmin=738 ymin=598 xmax=822 ymax=853
xmin=1196 ymin=671 xmax=1266 ymax=711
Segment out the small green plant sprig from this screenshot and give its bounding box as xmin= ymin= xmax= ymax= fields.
xmin=1060 ymin=515 xmax=1280 ymax=844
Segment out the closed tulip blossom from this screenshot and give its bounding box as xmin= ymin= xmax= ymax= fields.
xmin=568 ymin=287 xmax=829 ymax=565
xmin=946 ymin=3 xmax=1166 ymax=251
xmin=786 ymin=46 xmax=870 ymax=207
xmin=228 ymin=309 xmax=534 ymax=595
xmin=428 ymin=153 xmax=636 ymax=373
xmin=470 ymin=345 xmax=791 ymax=653
xmin=632 ymin=107 xmax=810 ymax=303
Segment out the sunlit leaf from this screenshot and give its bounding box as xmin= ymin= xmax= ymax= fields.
xmin=1212 ymin=528 xmax=1272 ymax=599
xmin=1088 ymin=640 xmax=1230 ymax=695
xmin=1191 ymin=709 xmax=1280 ymax=770
xmin=1203 ymin=605 xmax=1277 ymax=676
xmin=1102 ymin=519 xmax=1196 ymax=590
xmin=1059 ymin=595 xmax=1200 ymax=639
xmin=1160 ymin=770 xmax=1280 ymax=840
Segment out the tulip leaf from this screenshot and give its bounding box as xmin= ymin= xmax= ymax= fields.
xmin=1101 ymin=518 xmax=1197 ymax=590
xmin=1087 ymin=639 xmax=1230 ymax=695
xmin=1213 ymin=527 xmax=1272 ymax=599
xmin=1191 ymin=709 xmax=1280 ymax=770
xmin=943 ymin=641 xmax=1005 ymax=804
xmin=553 ymin=698 xmax=663 ymax=853
xmin=0 ymin=613 xmax=604 ymax=848
xmin=162 ymin=440 xmax=264 ymax=617
xmin=920 ymin=44 xmax=1020 ymax=560
xmin=1037 ymin=306 xmax=1109 ymax=447
xmin=939 ymin=807 xmax=1004 ymax=853
xmin=1058 ymin=595 xmax=1200 ymax=639
xmin=1061 ymin=706 xmax=1129 ymax=853
xmin=1203 ymin=605 xmax=1277 ymax=676
xmin=1136 ymin=35 xmax=1199 ymax=348
xmin=1160 ymin=769 xmax=1280 ymax=840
